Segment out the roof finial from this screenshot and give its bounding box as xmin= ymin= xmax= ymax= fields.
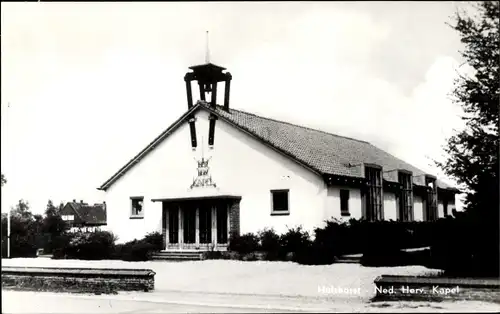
xmin=205 ymin=31 xmax=210 ymax=64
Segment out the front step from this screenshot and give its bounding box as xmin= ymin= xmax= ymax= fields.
xmin=335 ymin=253 xmax=362 ymax=264
xmin=151 ymin=251 xmax=205 ymax=261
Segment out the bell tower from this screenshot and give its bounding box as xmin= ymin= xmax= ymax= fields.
xmin=184 ymin=31 xmax=232 ymax=150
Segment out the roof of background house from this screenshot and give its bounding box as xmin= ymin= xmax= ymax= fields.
xmin=67 ymin=202 xmax=107 ymax=225
xmin=98 ymin=101 xmax=458 ymax=192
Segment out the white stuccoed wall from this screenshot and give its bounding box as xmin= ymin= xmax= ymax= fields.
xmin=104 ymin=109 xmax=327 ymax=243
xmin=102 ymin=108 xmax=460 ymax=243
xmin=383 ymin=192 xmax=398 ymax=221
xmin=413 ymin=195 xmax=424 ymax=221
xmin=325 ymin=186 xmax=363 ymax=223
xmin=438 ymin=199 xmax=444 ymax=218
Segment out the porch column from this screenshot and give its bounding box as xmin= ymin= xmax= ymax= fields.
xmin=227 ymin=203 xmax=230 ymax=240
xmin=212 ymin=206 xmax=217 ymax=246
xmin=195 ymin=207 xmax=200 ymax=246
xmin=165 ymin=206 xmax=169 ymax=246
xmin=178 ymin=205 xmax=183 ymax=247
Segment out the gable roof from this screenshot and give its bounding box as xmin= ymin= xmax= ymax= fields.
xmin=66 ymin=202 xmax=107 ymax=225
xmin=98 ymin=101 xmax=458 ymax=192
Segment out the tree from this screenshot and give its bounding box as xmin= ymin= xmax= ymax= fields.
xmin=4 ymin=200 xmax=42 ymax=257
xmin=43 ymin=199 xmax=68 ymax=237
xmin=435 ymin=1 xmax=499 ymax=276
xmin=11 ymin=199 xmax=33 ymax=220
xmin=438 ymin=1 xmax=499 ymax=217
xmin=1 ymin=174 xmax=6 ymax=187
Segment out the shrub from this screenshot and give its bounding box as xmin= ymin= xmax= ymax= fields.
xmin=63 ymin=231 xmax=117 ymax=260
xmin=9 ymin=235 xmax=38 ymax=258
xmin=143 ymin=232 xmax=163 ymax=251
xmin=228 ymin=232 xmax=260 ymax=255
xmin=241 ymin=252 xmax=259 ymax=261
xmin=134 ymin=241 xmax=157 ymax=260
xmin=428 ymin=213 xmax=499 ymax=277
xmin=313 ymin=219 xmax=351 ymax=258
xmin=117 ymin=240 xmax=156 ymax=261
xmin=204 ymin=250 xmax=223 ymax=260
xmin=111 ymin=232 xmax=163 ymax=262
xmin=280 ymin=226 xmax=312 ymax=262
xmin=50 ymin=233 xmax=74 ymax=259
xmin=258 ymin=228 xmax=281 ymax=260
xmin=294 ymin=242 xmax=336 ymax=265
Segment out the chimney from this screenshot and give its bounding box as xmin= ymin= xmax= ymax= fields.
xmin=80 ymin=200 xmax=84 ymax=204
xmin=73 ymin=199 xmax=76 ymax=203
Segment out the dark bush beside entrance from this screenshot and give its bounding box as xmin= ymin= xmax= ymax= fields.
xmin=228 ymin=232 xmax=260 ymax=255
xmin=112 ymin=232 xmax=163 ymax=262
xmin=52 ymin=231 xmax=163 ymax=261
xmin=258 ymin=228 xmax=281 ymax=261
xmin=222 ymin=219 xmax=453 ymax=267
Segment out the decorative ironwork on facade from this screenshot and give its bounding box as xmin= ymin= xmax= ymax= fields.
xmin=190 ymin=156 xmax=217 ymax=189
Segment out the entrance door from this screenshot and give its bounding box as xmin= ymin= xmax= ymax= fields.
xmin=199 ymin=204 xmax=212 ymax=244
xmin=168 ymin=206 xmax=179 ymax=244
xmin=183 ymin=205 xmax=196 ymax=244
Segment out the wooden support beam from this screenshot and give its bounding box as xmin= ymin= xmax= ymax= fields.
xmin=211 ymin=82 xmax=217 ymax=108
xmin=212 ymin=206 xmax=217 ymax=247
xmin=165 ymin=206 xmax=169 ymax=247
xmin=195 ymin=207 xmax=200 ymax=246
xmin=224 ymin=74 xmax=231 ymax=111
xmin=178 ymin=206 xmax=183 ymax=248
xmin=185 ymin=78 xmax=193 ymax=109
xmin=199 ymin=82 xmax=206 ymax=101
xmin=227 ymin=203 xmax=230 ymax=242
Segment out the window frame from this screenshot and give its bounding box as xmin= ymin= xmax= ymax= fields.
xmin=398 ymin=171 xmax=414 ymax=222
xmin=270 ymin=189 xmax=290 ymax=216
xmin=340 ymin=189 xmax=350 ymax=217
xmin=443 ymin=198 xmax=449 ymax=217
xmin=62 ymin=215 xmax=75 ymax=221
xmin=130 ymin=196 xmax=145 ymax=219
xmin=364 ymin=166 xmax=384 ymax=221
xmin=424 ymin=176 xmax=438 ymax=221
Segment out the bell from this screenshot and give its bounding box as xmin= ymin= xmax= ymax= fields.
xmin=204 ymin=83 xmax=212 ymax=92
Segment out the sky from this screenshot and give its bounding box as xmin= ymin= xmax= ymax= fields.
xmin=1 ymin=2 xmax=474 ymax=214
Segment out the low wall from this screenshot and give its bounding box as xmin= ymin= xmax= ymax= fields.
xmin=1 ymin=266 xmax=156 ymax=294
xmin=374 ymin=275 xmax=500 ymax=303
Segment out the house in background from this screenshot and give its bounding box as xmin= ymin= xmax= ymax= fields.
xmin=60 ymin=200 xmax=107 ymax=233
xmin=97 ymin=60 xmax=459 ymax=250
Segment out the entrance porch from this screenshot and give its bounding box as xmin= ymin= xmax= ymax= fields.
xmin=154 ymin=195 xmax=241 ymax=251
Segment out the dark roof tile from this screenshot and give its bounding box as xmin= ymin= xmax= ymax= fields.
xmin=68 ymin=202 xmax=106 ymax=225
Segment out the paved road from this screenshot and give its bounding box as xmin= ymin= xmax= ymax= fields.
xmin=3 ymin=295 xmax=292 ymax=313
xmin=3 ymin=290 xmax=499 ymax=313
xmin=2 ymin=290 xmax=331 ymax=313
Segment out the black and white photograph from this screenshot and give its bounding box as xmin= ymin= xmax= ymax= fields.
xmin=1 ymin=1 xmax=499 ymax=313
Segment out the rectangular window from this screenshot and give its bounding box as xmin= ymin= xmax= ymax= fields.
xmin=271 ymin=189 xmax=289 ymax=215
xmin=62 ymin=215 xmax=74 ymax=221
xmin=365 ymin=166 xmax=383 ymax=221
xmin=425 ymin=177 xmax=438 ymax=221
xmin=340 ymin=189 xmax=350 ymax=216
xmin=398 ymin=171 xmax=413 ymax=222
xmin=130 ymin=197 xmax=144 ymax=218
